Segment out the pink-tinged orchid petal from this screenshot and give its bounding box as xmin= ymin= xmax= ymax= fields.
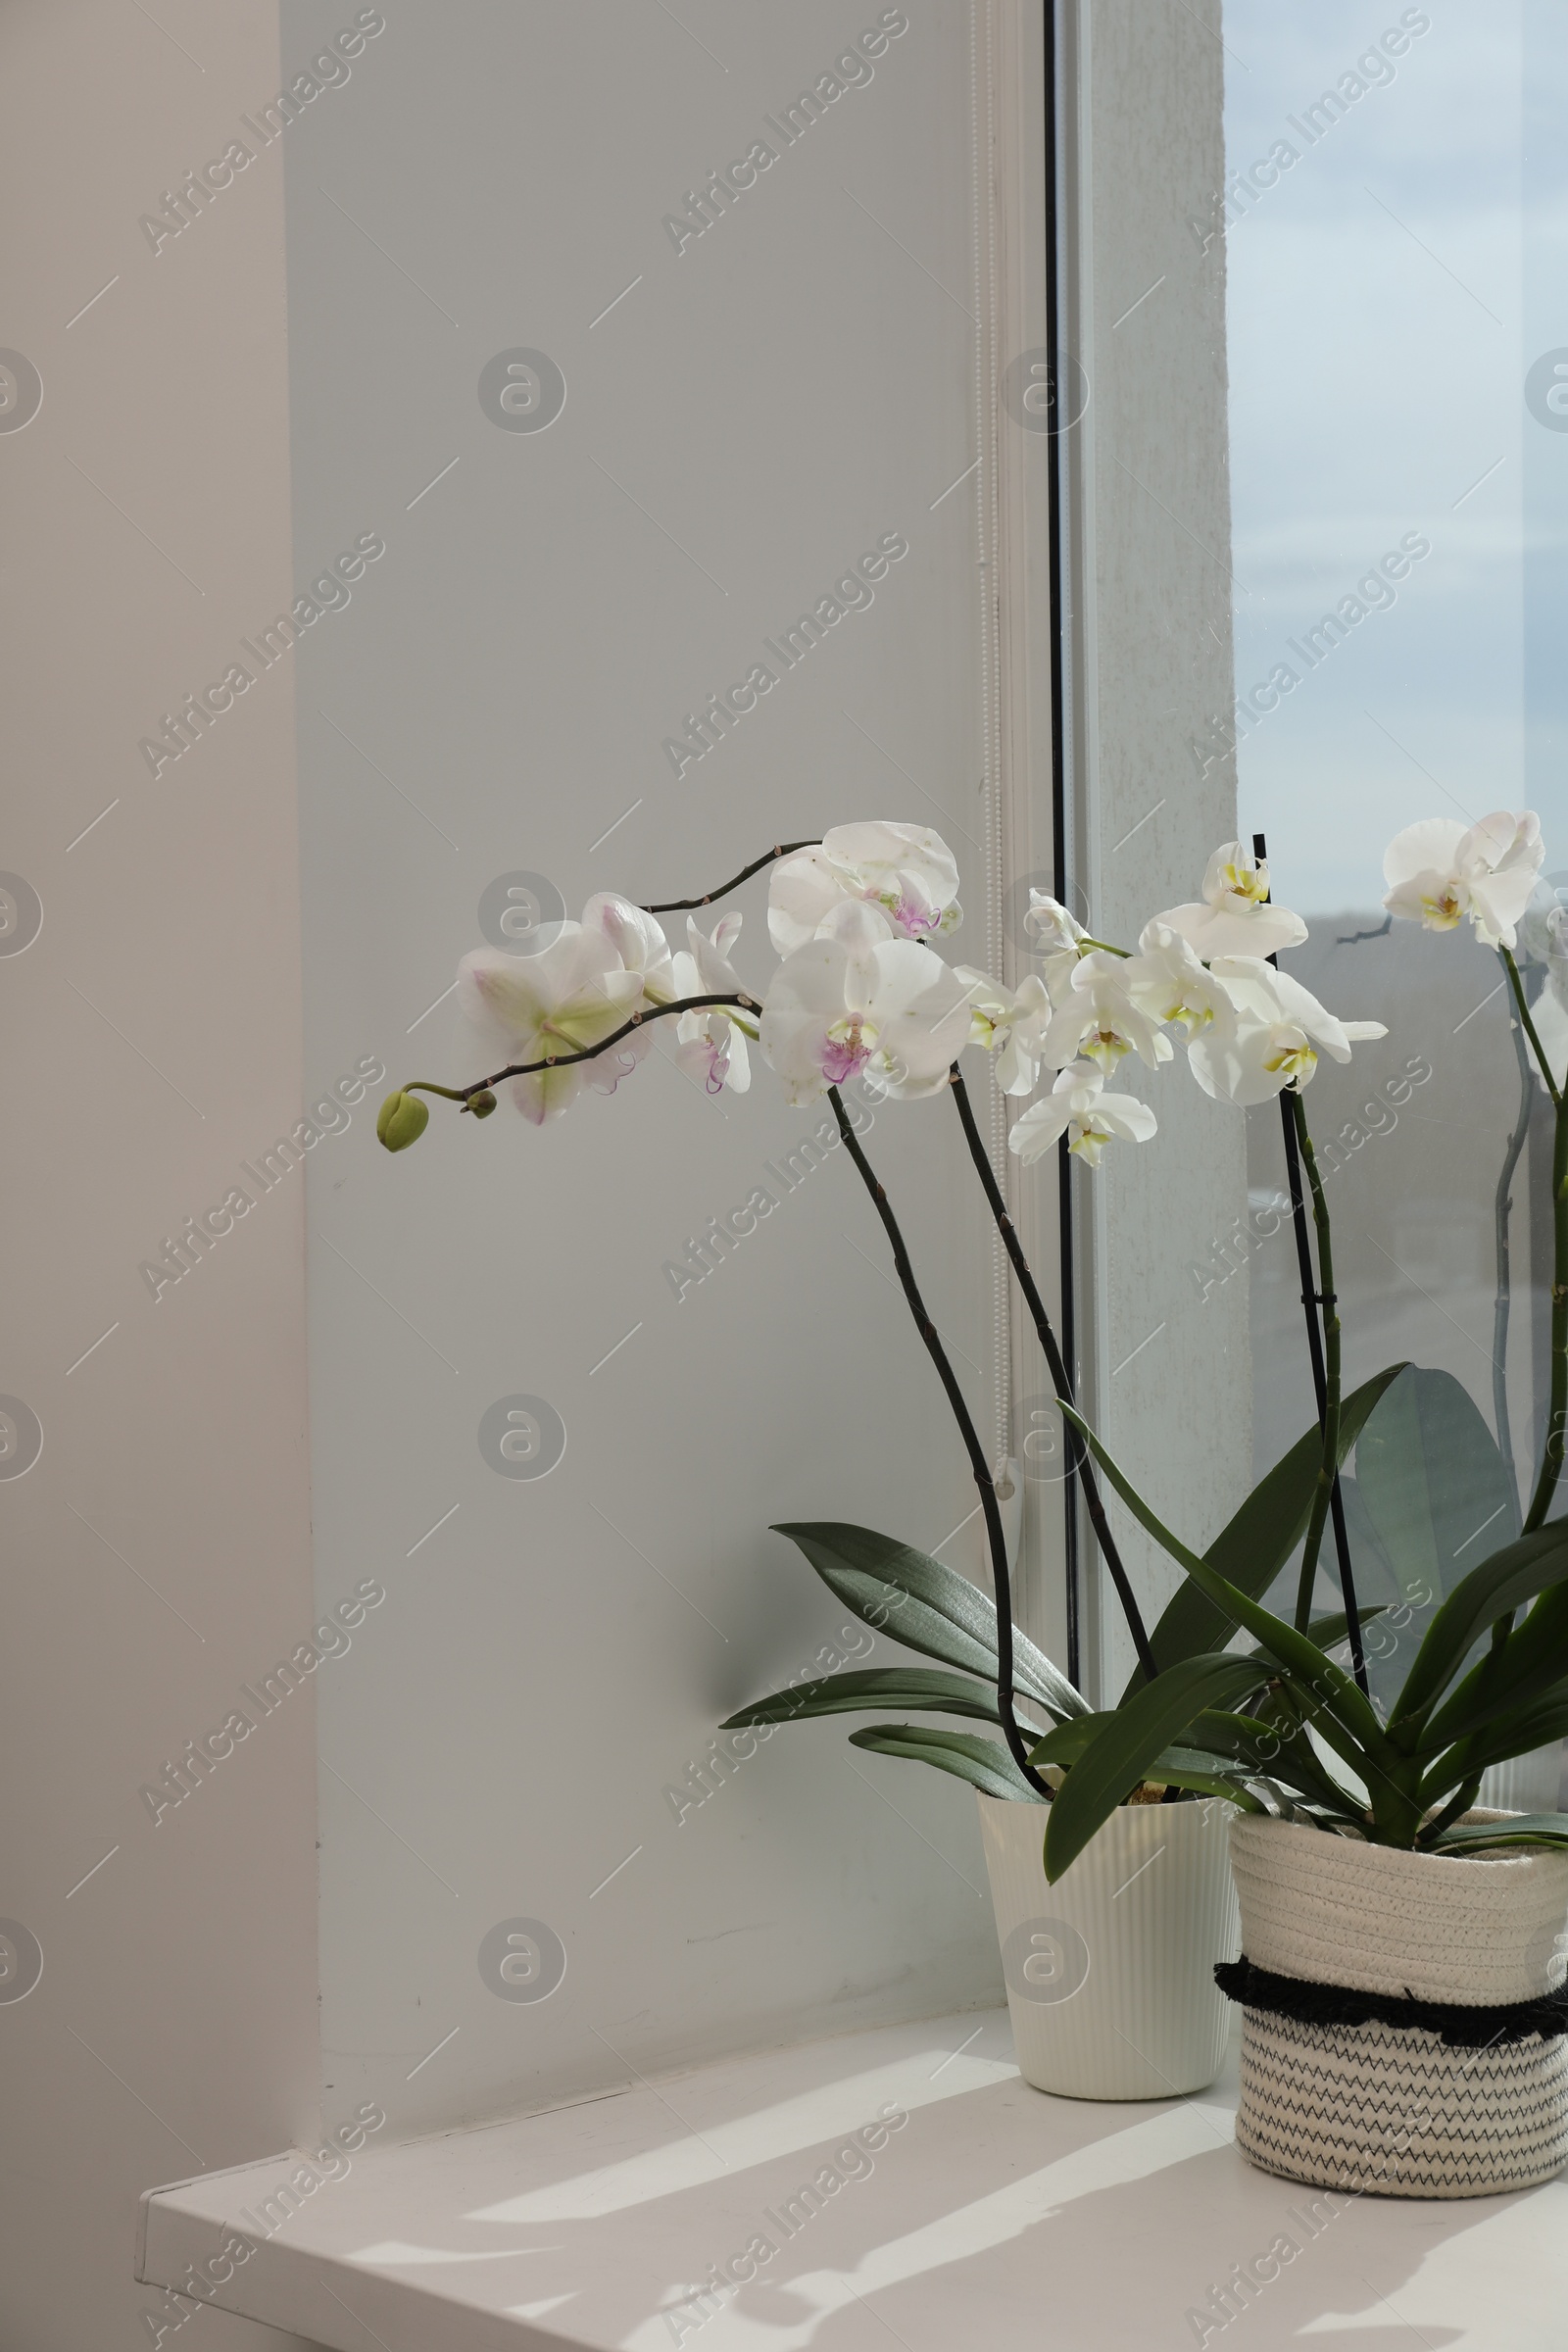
xmin=760 ymin=919 xmax=970 ymax=1108
xmin=672 ymin=912 xmax=754 ymax=1095
xmin=767 ymin=822 xmax=961 ymax=956
xmin=581 ymin=892 xmax=676 ymax=1004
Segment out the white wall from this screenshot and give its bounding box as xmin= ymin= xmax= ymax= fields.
xmin=0 ymin=4 xmax=318 ymax=2346
xmin=282 ymin=0 xmax=1017 ymax=2140
xmin=2 ymin=9 xmax=1242 ymax=2341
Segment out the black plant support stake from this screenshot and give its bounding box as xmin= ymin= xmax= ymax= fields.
xmin=1251 ymin=831 xmax=1370 ymax=1695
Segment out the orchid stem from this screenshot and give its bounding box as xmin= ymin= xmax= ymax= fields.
xmin=1504 ymin=946 xmax=1561 ymax=1110
xmin=947 ymin=1065 xmax=1157 ymax=1683
xmin=1493 ymin=969 xmax=1533 ymax=1538
xmin=825 ymin=1085 xmax=1052 ymax=1796
xmin=1522 ymin=1086 xmax=1568 ymax=1535
xmin=1289 ymin=1094 xmax=1369 ymax=1693
xmin=1251 ymin=830 xmax=1367 ymax=1692
xmin=404 ymin=993 xmax=758 ymax=1106
xmin=1503 ymin=946 xmax=1568 ymax=1536
xmin=640 ymin=843 xmax=820 ymax=914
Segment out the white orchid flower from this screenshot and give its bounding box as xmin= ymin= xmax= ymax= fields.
xmin=1022 ymin=892 xmax=1094 ymax=1002
xmin=1126 ymin=922 xmax=1240 ymax=1044
xmin=581 ymin=891 xmax=677 ymax=1005
xmin=1188 ymin=957 xmax=1387 ymax=1106
xmin=768 ymin=822 xmax=961 ymax=956
xmin=1382 ymin=811 xmax=1544 ymax=950
xmin=1152 ymin=841 xmax=1308 ymax=960
xmin=954 ymin=968 xmax=1053 ymax=1096
xmin=672 ymin=912 xmax=753 ymax=1095
xmin=760 ymin=900 xmax=971 ymax=1108
xmin=1041 ymin=950 xmax=1174 ymax=1075
xmin=458 ymin=926 xmax=644 ymax=1125
xmin=1008 ymin=1060 xmax=1157 ymax=1168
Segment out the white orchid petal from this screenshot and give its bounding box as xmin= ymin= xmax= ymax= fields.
xmin=581 ymin=892 xmax=676 ymax=1003
xmin=1157 ymin=901 xmax=1310 ymax=958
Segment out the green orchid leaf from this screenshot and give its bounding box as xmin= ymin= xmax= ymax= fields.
xmin=1357 ymin=1366 xmax=1516 ymax=1601
xmin=1229 ymin=1604 xmax=1390 ymax=1691
xmin=1426 ymin=1811 xmax=1568 ymax=1856
xmin=1060 ymin=1404 xmax=1395 ymax=1765
xmin=1026 ymin=1716 xmax=1102 ymax=1770
xmin=1043 ymin=1653 xmax=1275 ymax=1882
xmin=1417 ymin=1678 xmax=1568 ymax=1807
xmin=1388 ymin=1522 xmax=1568 ymax=1739
xmin=1335 ymin=1473 xmax=1400 ymax=1606
xmin=1349 ymin=1369 xmax=1517 ymax=1714
xmin=1149 ymin=1764 xmax=1265 ymax=1810
xmin=1126 ymin=1365 xmax=1407 ymax=1695
xmin=1295 ymin=1602 xmax=1391 ymax=1657
xmin=1416 ymin=1584 xmax=1568 ymax=1754
xmin=1029 ymin=1715 xmax=1264 ymax=1808
xmin=847 ymin=1724 xmax=1048 ymax=1802
xmin=1459 ymin=1681 xmax=1568 ymax=1771
xmin=721 ymin=1666 xmax=1002 ymax=1730
xmin=772 ymin=1522 xmax=1086 ymax=1720
xmin=1188 ymin=1709 xmax=1294 ymax=1764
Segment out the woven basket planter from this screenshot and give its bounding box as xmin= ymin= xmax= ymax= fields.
xmin=1224 ymin=1812 xmax=1568 ymax=2197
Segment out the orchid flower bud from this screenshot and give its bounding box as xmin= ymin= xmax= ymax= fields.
xmin=376 ymin=1090 xmax=430 ymax=1152
xmin=466 ymin=1089 xmax=498 ymax=1119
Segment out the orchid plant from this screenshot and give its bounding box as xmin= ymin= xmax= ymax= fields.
xmin=379 ymin=813 xmax=1568 ymax=1882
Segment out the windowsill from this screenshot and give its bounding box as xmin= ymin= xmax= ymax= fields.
xmin=140 ymin=2005 xmax=1568 ymax=2350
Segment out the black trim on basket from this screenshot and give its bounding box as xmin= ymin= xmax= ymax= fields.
xmin=1215 ymin=1956 xmax=1568 ymax=2048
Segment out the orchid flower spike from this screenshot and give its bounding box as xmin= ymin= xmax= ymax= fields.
xmin=1188 ymin=958 xmax=1386 ymax=1105
xmin=760 ymin=900 xmax=971 ymax=1107
xmin=1152 ymin=841 xmax=1308 ymax=960
xmin=1008 ymin=1060 xmax=1157 ymax=1167
xmin=1382 ymin=811 xmax=1544 ymax=950
xmin=768 ymin=823 xmax=961 ymax=956
xmin=673 ymin=912 xmax=753 ymax=1095
xmin=954 ymin=968 xmax=1053 ymax=1096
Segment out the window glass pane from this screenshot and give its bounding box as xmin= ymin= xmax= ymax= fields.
xmin=1224 ymin=4 xmax=1565 ymax=1661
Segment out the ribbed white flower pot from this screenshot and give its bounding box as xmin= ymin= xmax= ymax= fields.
xmin=976 ymin=1792 xmax=1239 ymax=2100
xmin=1226 ymin=1812 xmax=1568 ymax=2197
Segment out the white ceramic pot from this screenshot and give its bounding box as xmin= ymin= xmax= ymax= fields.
xmin=1227 ymin=1811 xmax=1568 ymax=2197
xmin=976 ymin=1791 xmax=1239 ymax=2100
